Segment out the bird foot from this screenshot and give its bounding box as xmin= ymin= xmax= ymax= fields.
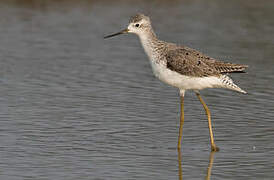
xmin=211 ymin=145 xmax=219 ymax=152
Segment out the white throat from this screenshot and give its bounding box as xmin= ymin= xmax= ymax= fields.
xmin=137 ymin=31 xmax=160 ymax=63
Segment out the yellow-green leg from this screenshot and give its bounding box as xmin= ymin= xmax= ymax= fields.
xmin=178 ymin=90 xmax=185 ymax=150
xmin=177 ymin=148 xmax=183 ymax=180
xmin=195 ymin=92 xmax=219 ymax=152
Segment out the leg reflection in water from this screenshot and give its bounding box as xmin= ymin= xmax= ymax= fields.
xmin=177 ymin=149 xmax=183 ymax=180
xmin=205 ymin=151 xmax=216 ymax=180
xmin=177 ymin=150 xmax=216 ymax=180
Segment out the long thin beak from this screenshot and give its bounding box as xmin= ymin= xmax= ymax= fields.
xmin=104 ymin=28 xmax=129 ymax=39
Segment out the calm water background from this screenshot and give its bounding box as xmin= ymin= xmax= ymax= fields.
xmin=0 ymin=0 xmax=274 ymax=179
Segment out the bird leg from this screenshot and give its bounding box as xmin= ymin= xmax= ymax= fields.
xmin=177 ymin=148 xmax=183 ymax=180
xmin=195 ymin=92 xmax=219 ymax=152
xmin=178 ymin=90 xmax=185 ymax=150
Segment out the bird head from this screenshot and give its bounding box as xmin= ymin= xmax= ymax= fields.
xmin=104 ymin=14 xmax=152 ymax=39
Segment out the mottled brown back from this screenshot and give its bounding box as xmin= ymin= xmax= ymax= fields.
xmin=166 ymin=47 xmax=248 ymax=77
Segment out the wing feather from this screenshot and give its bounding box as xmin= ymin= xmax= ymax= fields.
xmin=165 ymin=47 xmax=248 ymax=77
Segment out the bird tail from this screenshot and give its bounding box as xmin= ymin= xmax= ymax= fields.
xmin=219 ymin=75 xmax=247 ymax=94
xmin=212 ymin=62 xmax=248 ymax=74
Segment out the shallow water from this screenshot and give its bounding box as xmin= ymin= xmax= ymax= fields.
xmin=0 ymin=0 xmax=274 ymax=179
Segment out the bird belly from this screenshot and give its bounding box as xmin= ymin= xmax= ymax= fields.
xmin=150 ymin=62 xmax=222 ymax=90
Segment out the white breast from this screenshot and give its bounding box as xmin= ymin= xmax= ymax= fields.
xmin=150 ymin=61 xmax=223 ymax=90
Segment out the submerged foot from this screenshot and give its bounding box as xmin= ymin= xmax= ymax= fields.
xmin=211 ymin=145 xmax=220 ymax=152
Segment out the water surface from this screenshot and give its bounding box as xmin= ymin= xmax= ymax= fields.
xmin=0 ymin=0 xmax=274 ymax=179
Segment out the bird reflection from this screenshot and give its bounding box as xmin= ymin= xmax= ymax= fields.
xmin=177 ymin=150 xmax=216 ymax=180
xmin=205 ymin=151 xmax=216 ymax=180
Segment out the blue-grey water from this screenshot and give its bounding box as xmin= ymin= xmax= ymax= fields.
xmin=0 ymin=0 xmax=274 ymax=179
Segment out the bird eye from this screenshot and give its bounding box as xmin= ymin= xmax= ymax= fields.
xmin=135 ymin=24 xmax=140 ymax=27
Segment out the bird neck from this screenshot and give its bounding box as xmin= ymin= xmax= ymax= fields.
xmin=138 ymin=29 xmax=166 ymax=63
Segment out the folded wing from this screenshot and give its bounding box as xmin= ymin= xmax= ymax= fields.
xmin=165 ymin=47 xmax=248 ymax=77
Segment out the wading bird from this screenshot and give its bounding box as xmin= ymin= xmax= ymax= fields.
xmin=104 ymin=14 xmax=247 ymax=151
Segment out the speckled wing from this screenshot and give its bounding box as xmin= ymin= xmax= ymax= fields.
xmin=165 ymin=47 xmax=248 ymax=77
